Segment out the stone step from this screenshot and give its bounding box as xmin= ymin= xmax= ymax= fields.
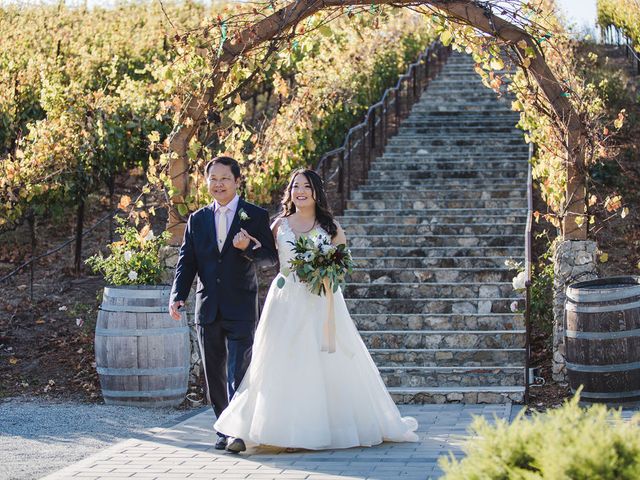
xmin=347 ymin=246 xmax=523 ymax=258
xmin=404 ymin=115 xmax=519 ymax=123
xmin=428 ymin=73 xmax=509 ymax=80
xmin=338 ymin=218 xmax=527 ymax=228
xmin=388 ymin=386 xmax=525 ymax=404
xmin=354 ymin=183 xmax=526 ymax=191
xmin=418 ymin=100 xmax=511 ymax=109
xmin=345 ymin=297 xmax=521 ymax=314
xmin=352 ymin=256 xmax=522 ymax=269
xmin=393 ymin=126 xmax=521 ymax=135
xmin=425 ymin=86 xmax=510 ymax=96
xmin=342 ymin=207 xmax=527 ymax=217
xmin=344 ymin=223 xmax=525 ymax=236
xmin=344 ymin=282 xmax=515 ymax=299
xmin=399 ymin=129 xmax=520 ymax=137
xmin=423 ymin=84 xmax=510 ymax=93
xmin=401 ymin=122 xmax=519 ymax=130
xmin=427 ymin=72 xmax=498 ymax=79
xmin=410 ymin=109 xmax=518 ymax=117
xmin=386 ymin=136 xmax=524 ymax=145
xmin=415 ymin=105 xmax=517 ymax=113
xmin=370 ymin=160 xmax=528 ymax=171
xmin=419 ymin=95 xmax=510 ymax=104
xmin=348 ymin=267 xmax=516 ymax=283
xmin=438 ymin=58 xmax=476 ymax=64
xmin=386 ymin=145 xmax=524 ymax=152
xmin=383 ymin=146 xmax=525 ymax=155
xmin=348 ymin=234 xmax=522 ymax=248
xmin=359 ymin=330 xmax=526 ymax=349
xmin=367 ymin=170 xmax=526 ymax=181
xmin=338 ymin=218 xmax=527 ymax=229
xmin=345 ymin=200 xmax=526 ymax=211
xmin=417 ymin=94 xmax=510 ymax=102
xmin=349 ymin=189 xmax=526 ymax=200
xmin=379 ymin=367 xmax=524 ymax=388
xmin=363 ymin=179 xmax=527 ymax=187
xmin=377 ymin=155 xmax=528 ymax=162
xmin=371 ymin=348 xmax=527 ymax=367
xmin=382 ymin=145 xmax=528 ymax=154
xmin=352 ymin=313 xmax=524 ymax=331
xmin=398 ymin=116 xmax=517 ymax=124
xmin=375 ymin=154 xmax=527 ymax=163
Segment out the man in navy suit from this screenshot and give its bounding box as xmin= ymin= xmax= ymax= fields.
xmin=169 ymin=156 xmax=277 ymax=453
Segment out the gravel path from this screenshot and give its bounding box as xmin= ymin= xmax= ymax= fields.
xmin=0 ymin=397 xmax=204 ymax=480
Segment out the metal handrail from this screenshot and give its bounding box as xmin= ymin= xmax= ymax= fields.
xmin=315 ymin=41 xmax=450 ymax=214
xmin=524 ymin=142 xmax=534 ymax=404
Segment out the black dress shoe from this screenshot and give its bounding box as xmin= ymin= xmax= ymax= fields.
xmin=225 ymin=437 xmax=246 ymax=453
xmin=214 ymin=436 xmax=228 ymax=450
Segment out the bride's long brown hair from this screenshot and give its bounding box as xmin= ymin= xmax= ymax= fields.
xmin=280 ymin=168 xmax=338 ymax=238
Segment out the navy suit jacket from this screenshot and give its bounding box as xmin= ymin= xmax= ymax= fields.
xmin=170 ymin=199 xmax=278 ymax=325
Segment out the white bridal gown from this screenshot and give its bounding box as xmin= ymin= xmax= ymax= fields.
xmin=214 ymin=217 xmax=419 ymax=449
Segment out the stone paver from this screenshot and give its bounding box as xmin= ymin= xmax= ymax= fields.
xmin=41 ymin=404 xmax=512 ymax=480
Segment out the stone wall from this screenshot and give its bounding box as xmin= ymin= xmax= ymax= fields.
xmin=552 ymin=239 xmax=598 ymax=382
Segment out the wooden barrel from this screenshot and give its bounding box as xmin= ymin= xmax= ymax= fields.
xmin=565 ymin=276 xmax=640 ymax=403
xmin=95 ymin=285 xmax=190 ymax=407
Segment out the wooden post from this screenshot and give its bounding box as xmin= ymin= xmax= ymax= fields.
xmin=74 ymin=197 xmax=85 ymax=275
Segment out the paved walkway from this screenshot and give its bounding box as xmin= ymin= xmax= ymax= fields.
xmin=42 ymin=404 xmax=512 ymax=480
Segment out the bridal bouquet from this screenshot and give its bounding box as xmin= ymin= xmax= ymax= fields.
xmin=277 ymin=234 xmax=354 ymax=296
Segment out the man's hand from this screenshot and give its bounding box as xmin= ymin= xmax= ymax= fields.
xmin=233 ymin=228 xmax=261 ymax=251
xmin=169 ymin=301 xmax=184 ymax=321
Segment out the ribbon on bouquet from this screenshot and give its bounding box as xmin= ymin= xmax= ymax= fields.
xmin=321 ymin=277 xmax=336 ymax=354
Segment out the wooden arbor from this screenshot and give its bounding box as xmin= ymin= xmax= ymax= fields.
xmin=165 ymin=0 xmax=587 ymax=244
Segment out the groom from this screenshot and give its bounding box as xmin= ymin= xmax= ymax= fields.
xmin=169 ymin=156 xmax=277 ymax=453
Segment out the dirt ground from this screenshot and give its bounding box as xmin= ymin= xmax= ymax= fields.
xmin=0 ymin=198 xmax=113 ymax=402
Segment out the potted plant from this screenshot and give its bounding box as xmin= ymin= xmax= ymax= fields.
xmin=86 ymin=218 xmax=189 ymax=407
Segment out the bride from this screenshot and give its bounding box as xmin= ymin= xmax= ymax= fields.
xmin=214 ymin=168 xmax=419 ymax=451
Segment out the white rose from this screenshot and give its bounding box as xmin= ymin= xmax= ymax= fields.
xmin=128 ymin=270 xmax=139 ymax=281
xmin=124 ymin=250 xmax=133 ymax=262
xmin=302 ymin=251 xmax=315 ymax=262
xmin=320 ymin=243 xmax=335 ymax=255
xmin=510 ymin=301 xmax=519 ymax=313
xmin=512 ymin=271 xmax=526 ymax=291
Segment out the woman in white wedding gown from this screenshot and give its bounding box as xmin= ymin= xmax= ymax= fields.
xmin=214 ymin=168 xmax=418 ymax=450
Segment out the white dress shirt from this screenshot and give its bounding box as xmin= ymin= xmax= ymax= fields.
xmin=214 ymin=194 xmax=240 ymax=239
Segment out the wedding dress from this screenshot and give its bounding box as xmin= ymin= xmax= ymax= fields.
xmin=213 ymin=217 xmax=419 ymax=449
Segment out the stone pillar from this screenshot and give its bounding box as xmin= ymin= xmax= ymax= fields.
xmin=552 ymin=239 xmax=598 ymax=382
xmin=160 ymin=246 xmax=203 ymax=390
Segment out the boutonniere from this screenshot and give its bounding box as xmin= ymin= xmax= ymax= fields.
xmin=238 ymin=208 xmax=250 ymax=221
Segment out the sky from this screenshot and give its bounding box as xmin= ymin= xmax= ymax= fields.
xmin=555 ymin=0 xmax=599 ymax=38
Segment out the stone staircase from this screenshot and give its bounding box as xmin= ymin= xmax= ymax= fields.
xmin=340 ymin=52 xmax=528 ymax=404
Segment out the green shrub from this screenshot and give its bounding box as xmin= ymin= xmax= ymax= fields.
xmin=530 ymin=239 xmax=555 ymax=338
xmin=440 ymin=393 xmax=640 ymax=480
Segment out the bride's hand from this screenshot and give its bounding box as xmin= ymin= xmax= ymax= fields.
xmin=233 ymin=228 xmax=261 ymax=250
